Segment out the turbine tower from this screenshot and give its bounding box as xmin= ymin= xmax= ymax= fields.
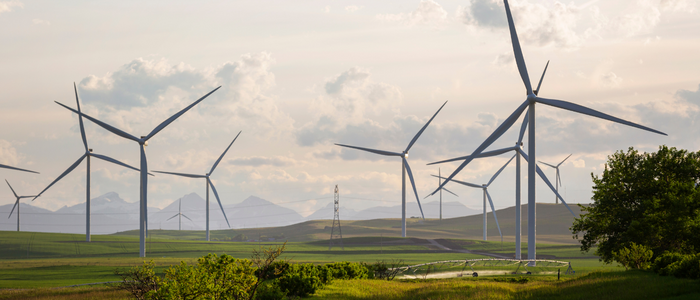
xmin=335 ymin=101 xmax=447 ymax=237
xmin=430 ymin=0 xmax=665 ymax=263
xmin=6 ymin=180 xmax=37 ymax=232
xmin=423 ymin=168 xmax=457 ymax=220
xmin=55 ymin=86 xmax=221 ymax=257
xmin=34 ymin=83 xmax=143 ymax=242
xmin=539 ymin=154 xmax=571 ymax=204
xmin=153 ymin=131 xmax=241 ymax=241
xmin=167 ymin=198 xmax=192 ymax=231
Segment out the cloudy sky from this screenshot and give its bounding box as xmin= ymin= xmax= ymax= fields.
xmin=1 ymin=0 xmax=698 ymax=225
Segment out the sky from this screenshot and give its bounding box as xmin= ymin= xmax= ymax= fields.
xmin=1 ymin=0 xmax=699 ymax=226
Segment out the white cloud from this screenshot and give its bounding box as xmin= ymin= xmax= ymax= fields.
xmin=0 ymin=1 xmax=22 ymax=14
xmin=32 ymin=18 xmax=50 ymax=25
xmin=599 ymin=71 xmax=623 ymax=88
xmin=660 ymin=0 xmax=696 ymax=12
xmin=0 ymin=140 xmax=21 ymax=166
xmin=376 ymin=0 xmax=449 ymax=28
xmin=345 ymin=6 xmax=362 ymax=13
xmin=611 ymin=0 xmax=661 ymax=37
xmin=324 ymin=6 xmax=330 ymax=13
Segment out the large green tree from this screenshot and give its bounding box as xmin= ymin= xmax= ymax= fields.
xmin=571 ymin=146 xmax=700 ymax=263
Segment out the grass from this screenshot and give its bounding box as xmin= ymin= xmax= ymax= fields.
xmin=311 ymin=270 xmax=700 ymax=299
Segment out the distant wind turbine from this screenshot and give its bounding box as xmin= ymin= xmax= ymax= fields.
xmin=167 ymin=198 xmax=193 ymax=231
xmin=430 ymin=0 xmax=666 ymax=263
xmin=6 ymin=180 xmax=37 ymax=232
xmin=423 ymin=168 xmax=457 ymax=220
xmin=539 ymin=154 xmax=572 ymax=204
xmin=153 ymin=131 xmax=241 ymax=241
xmin=55 ymin=86 xmax=221 ymax=257
xmin=34 ymin=83 xmax=144 ymax=242
xmin=335 ymin=101 xmax=447 ymax=237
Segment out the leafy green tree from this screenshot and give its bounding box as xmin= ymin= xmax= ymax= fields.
xmin=571 ymin=146 xmax=700 ymax=263
xmin=613 ymin=242 xmax=653 ymax=270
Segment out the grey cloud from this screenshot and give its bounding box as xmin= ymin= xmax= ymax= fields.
xmin=676 ymin=84 xmax=700 ymax=106
xmin=229 ymin=156 xmax=295 ymax=167
xmin=325 ymin=67 xmax=370 ymax=94
xmin=460 ymin=0 xmax=506 ymax=28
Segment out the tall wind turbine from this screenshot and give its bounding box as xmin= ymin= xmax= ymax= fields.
xmin=424 ymin=168 xmax=457 ymax=220
xmin=539 ymin=154 xmax=571 ymax=204
xmin=336 ymin=101 xmax=447 ymax=237
xmin=153 ymin=131 xmax=241 ymax=241
xmin=167 ymin=198 xmax=193 ymax=231
xmin=34 ymin=83 xmax=144 ymax=242
xmin=55 ymin=86 xmax=221 ymax=257
xmin=430 ymin=0 xmax=666 ymax=263
xmin=6 ymin=180 xmax=37 ymax=232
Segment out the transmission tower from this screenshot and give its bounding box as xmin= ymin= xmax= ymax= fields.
xmin=329 ymin=184 xmax=344 ymax=250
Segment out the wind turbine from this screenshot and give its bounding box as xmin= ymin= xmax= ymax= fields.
xmin=335 ymin=101 xmax=447 ymax=237
xmin=55 ymin=86 xmax=221 ymax=257
xmin=33 ymin=83 xmax=144 ymax=242
xmin=6 ymin=180 xmax=37 ymax=232
xmin=153 ymin=131 xmax=241 ymax=241
xmin=430 ymin=0 xmax=666 ymax=263
xmin=435 ymin=155 xmax=514 ymax=241
xmin=423 ymin=168 xmax=457 ymax=220
xmin=167 ymin=198 xmax=193 ymax=231
xmin=539 ymin=154 xmax=571 ymax=204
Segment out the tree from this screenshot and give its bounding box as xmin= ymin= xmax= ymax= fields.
xmin=571 ymin=146 xmax=700 ymax=264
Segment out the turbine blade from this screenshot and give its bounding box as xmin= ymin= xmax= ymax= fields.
xmin=519 ymin=149 xmax=577 ymax=217
xmin=182 ymin=214 xmax=193 ymax=222
xmin=403 ymin=158 xmax=425 ymax=220
xmin=487 ymin=154 xmax=516 ymax=186
xmin=557 ymin=171 xmax=562 ymax=187
xmin=74 ymin=83 xmax=89 ymax=152
xmin=431 ymin=175 xmax=482 ymax=189
xmin=145 ymin=86 xmax=221 ymax=140
xmin=484 ymin=189 xmax=503 ymax=240
xmin=33 ymin=154 xmax=87 ymax=200
xmin=504 ymin=0 xmax=532 ymax=95
xmin=534 ymin=60 xmax=549 ymax=95
xmin=5 ymin=180 xmax=18 ymax=199
xmin=91 ymin=153 xmax=141 ymax=173
xmin=535 ymin=97 xmax=667 ymax=136
xmin=443 ymin=188 xmax=458 ymax=197
xmin=8 ymin=199 xmax=19 ymax=218
xmin=167 ymin=214 xmax=178 ymax=221
xmin=19 ymin=195 xmax=38 ymax=199
xmin=335 ymin=143 xmax=402 ymax=157
xmin=208 ymin=179 xmax=230 ymax=228
xmin=405 ymin=101 xmax=447 ymax=153
xmin=152 ymin=171 xmax=206 ymax=179
xmin=55 ymin=101 xmax=140 ymax=142
xmin=427 ymin=146 xmax=515 ymax=165
xmin=210 ymin=131 xmax=241 ymax=175
xmin=430 ymin=100 xmax=529 ymax=196
xmin=517 ymin=109 xmax=529 ymax=145
xmin=0 ymin=164 xmax=39 ymax=174
xmin=538 ymin=161 xmax=557 ymax=169
xmin=558 ymin=154 xmax=573 ymax=167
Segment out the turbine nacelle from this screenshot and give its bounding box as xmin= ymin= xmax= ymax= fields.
xmin=140 ymin=137 xmax=149 ymax=146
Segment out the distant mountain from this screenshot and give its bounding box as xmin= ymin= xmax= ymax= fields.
xmin=225 ymin=196 xmax=305 ymax=229
xmin=305 ymin=202 xmax=358 ymax=221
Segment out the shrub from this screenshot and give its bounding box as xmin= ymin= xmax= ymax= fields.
xmin=370 ymin=259 xmax=404 ymax=280
xmin=277 ymin=263 xmax=323 ymax=298
xmin=113 ymin=261 xmax=160 ymax=300
xmin=613 ymin=242 xmax=653 ymax=270
xmin=653 ymin=252 xmax=689 ymax=275
xmin=325 ymin=261 xmax=371 ymax=280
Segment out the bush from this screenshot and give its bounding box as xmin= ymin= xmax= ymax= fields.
xmin=613 ymin=242 xmax=653 ymax=270
xmin=325 ymin=261 xmax=371 ymax=280
xmin=277 ymin=264 xmax=324 ymax=298
xmin=653 ymin=252 xmax=689 ymax=275
xmin=254 ymin=281 xmax=287 ymax=300
xmin=370 ymin=259 xmax=404 ymax=280
xmin=113 ymin=261 xmax=160 ymax=300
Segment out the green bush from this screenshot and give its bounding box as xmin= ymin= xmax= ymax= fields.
xmin=653 ymin=252 xmax=689 ymax=275
xmin=277 ymin=264 xmax=324 ymax=298
xmin=613 ymin=242 xmax=653 ymax=270
xmin=254 ymin=281 xmax=287 ymax=300
xmin=324 ymin=261 xmax=371 ymax=280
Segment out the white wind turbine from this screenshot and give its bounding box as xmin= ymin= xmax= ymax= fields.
xmin=434 ymin=154 xmax=515 ymax=241
xmin=424 ymin=168 xmax=457 ymax=220
xmin=153 ymin=131 xmax=241 ymax=241
xmin=167 ymin=198 xmax=193 ymax=231
xmin=55 ymin=86 xmax=221 ymax=257
xmin=6 ymin=180 xmax=37 ymax=232
xmin=34 ymin=84 xmax=144 ymax=242
xmin=431 ymin=0 xmax=666 ymax=263
xmin=335 ymin=101 xmax=447 ymax=237
xmin=539 ymin=154 xmax=572 ymax=204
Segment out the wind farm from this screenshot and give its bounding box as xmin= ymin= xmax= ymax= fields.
xmin=1 ymin=0 xmax=698 ymax=298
